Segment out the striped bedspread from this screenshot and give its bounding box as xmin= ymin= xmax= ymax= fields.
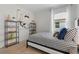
xmin=28 ymin=32 xmax=77 ymax=53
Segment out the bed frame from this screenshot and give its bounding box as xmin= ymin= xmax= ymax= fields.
xmin=27 ymin=40 xmax=69 ymax=54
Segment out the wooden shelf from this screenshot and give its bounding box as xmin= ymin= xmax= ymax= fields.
xmin=5 ymin=26 xmax=17 ymax=28
xmin=5 ymin=20 xmax=19 ymax=47
xmin=7 ymin=37 xmax=19 ymax=40
xmin=6 ymin=31 xmax=17 ymax=33
xmin=5 ymin=20 xmax=20 ymax=22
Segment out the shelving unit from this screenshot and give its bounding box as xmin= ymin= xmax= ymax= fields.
xmin=5 ymin=20 xmax=20 ymax=47
xmin=29 ymin=21 xmax=36 ymax=35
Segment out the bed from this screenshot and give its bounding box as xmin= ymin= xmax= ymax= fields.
xmin=27 ymin=32 xmax=77 ymax=54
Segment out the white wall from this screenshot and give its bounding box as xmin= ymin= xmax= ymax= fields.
xmin=76 ymin=5 xmax=79 ymax=18
xmin=0 ymin=17 xmax=4 ymax=48
xmin=66 ymin=5 xmax=77 ymax=29
xmin=35 ymin=9 xmax=51 ymax=32
xmin=0 ymin=5 xmax=35 ymax=48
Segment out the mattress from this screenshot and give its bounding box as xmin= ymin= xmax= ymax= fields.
xmin=28 ymin=32 xmax=77 ymax=53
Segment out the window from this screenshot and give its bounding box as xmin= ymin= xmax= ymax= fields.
xmin=54 ymin=12 xmax=67 ymax=31
xmin=55 ymin=22 xmax=60 ymax=28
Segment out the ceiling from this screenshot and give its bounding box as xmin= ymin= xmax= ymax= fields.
xmin=18 ymin=4 xmax=67 ymax=13
xmin=0 ymin=4 xmax=67 ymax=13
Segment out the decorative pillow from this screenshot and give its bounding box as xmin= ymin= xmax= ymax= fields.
xmin=58 ymin=28 xmax=67 ymax=40
xmin=64 ymin=28 xmax=77 ymax=41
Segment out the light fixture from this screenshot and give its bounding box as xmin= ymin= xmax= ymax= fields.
xmin=20 ymin=15 xmax=29 ymax=28
xmin=24 ymin=15 xmax=29 ymax=18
